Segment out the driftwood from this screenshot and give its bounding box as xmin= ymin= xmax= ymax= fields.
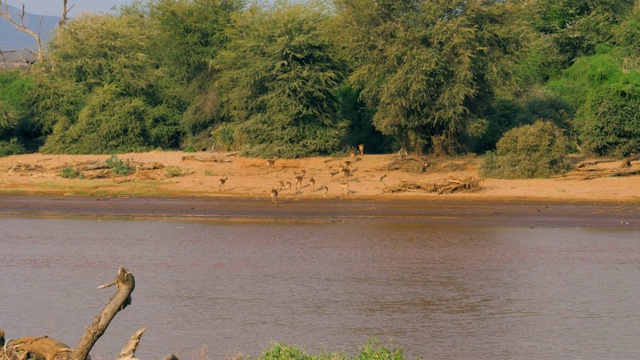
xmin=558 ymin=154 xmax=640 ymax=180
xmin=384 ymin=157 xmax=429 ymax=173
xmin=575 ymin=158 xmax=616 ymax=168
xmin=117 ymin=328 xmax=147 ymax=360
xmin=559 ymin=165 xmax=640 ymax=180
xmin=1 ymin=267 xmax=145 ymax=360
xmin=384 ymin=176 xmax=483 ymax=194
xmin=181 ymin=155 xmax=230 ymax=163
xmin=85 ymin=160 xmax=110 ymax=171
xmin=6 ymin=163 xmax=44 ymax=174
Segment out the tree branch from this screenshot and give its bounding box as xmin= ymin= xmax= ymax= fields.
xmin=0 ymin=1 xmax=42 ymax=59
xmin=72 ymin=267 xmax=136 ymax=360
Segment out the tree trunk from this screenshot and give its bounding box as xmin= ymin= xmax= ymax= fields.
xmin=1 ymin=267 xmax=137 ymax=360
xmin=72 ymin=267 xmax=135 ymax=360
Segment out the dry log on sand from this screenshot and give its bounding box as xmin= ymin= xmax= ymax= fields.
xmin=384 ymin=157 xmax=429 ymax=173
xmin=85 ymin=160 xmax=110 ymax=171
xmin=0 ymin=267 xmax=149 ymax=360
xmin=181 ymin=155 xmax=230 ymax=163
xmin=566 ymin=166 xmax=640 ymax=180
xmin=384 ymin=176 xmax=483 ymax=194
xmin=6 ymin=163 xmax=44 ymax=174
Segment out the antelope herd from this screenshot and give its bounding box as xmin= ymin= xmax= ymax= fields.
xmin=211 ymin=145 xmax=364 ymax=204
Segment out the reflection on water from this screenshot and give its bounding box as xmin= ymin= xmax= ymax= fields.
xmin=1 ymin=218 xmax=640 ymax=360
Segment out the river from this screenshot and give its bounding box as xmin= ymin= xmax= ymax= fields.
xmin=1 ymin=197 xmax=639 ymax=360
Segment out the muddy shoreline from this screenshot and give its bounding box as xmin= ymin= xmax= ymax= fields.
xmin=1 ymin=195 xmax=638 ymax=229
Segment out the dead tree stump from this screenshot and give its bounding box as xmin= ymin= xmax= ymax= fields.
xmin=1 ymin=267 xmax=143 ymax=360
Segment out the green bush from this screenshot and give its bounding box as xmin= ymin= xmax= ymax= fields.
xmin=480 ymin=121 xmax=573 ymax=179
xmin=60 ymin=166 xmax=82 ymax=179
xmin=547 ymin=49 xmax=640 ymax=157
xmin=106 ymin=154 xmax=135 ymax=176
xmin=237 ymin=118 xmax=345 ymax=159
xmin=255 ymin=339 xmax=402 ymax=360
xmin=476 ymin=91 xmax=573 ymax=153
xmin=40 ymin=85 xmax=150 ymax=154
xmin=0 ymin=138 xmax=26 ymax=156
xmin=211 ymin=124 xmax=236 ymax=151
xmin=164 ymin=166 xmax=184 ymax=178
xmin=577 ymin=81 xmax=640 ymax=158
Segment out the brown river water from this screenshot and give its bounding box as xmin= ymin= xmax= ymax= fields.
xmin=1 ymin=196 xmax=640 ymax=360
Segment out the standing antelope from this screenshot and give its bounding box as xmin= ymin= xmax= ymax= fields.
xmin=349 ymin=149 xmax=356 ymax=161
xmin=294 ymin=175 xmax=304 ymax=190
xmin=309 ymin=176 xmax=316 ymax=192
xmin=339 ymin=181 xmax=350 ymax=195
xmin=266 ymin=157 xmax=278 ymax=168
xmin=340 ymin=167 xmax=350 ymax=179
xmin=218 ymin=175 xmax=228 ymax=192
xmin=271 ymin=188 xmax=279 ymax=205
xmin=358 ymin=143 xmax=364 ymax=155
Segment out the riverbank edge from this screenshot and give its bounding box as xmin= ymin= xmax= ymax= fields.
xmin=1 ymin=194 xmax=639 ymax=229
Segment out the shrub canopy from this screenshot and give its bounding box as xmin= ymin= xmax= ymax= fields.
xmin=480 ymin=120 xmax=573 ymax=178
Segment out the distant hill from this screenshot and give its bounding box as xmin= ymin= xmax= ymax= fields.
xmin=0 ymin=4 xmax=60 ymax=51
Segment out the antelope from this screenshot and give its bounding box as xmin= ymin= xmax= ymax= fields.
xmin=330 ymin=170 xmax=339 ymax=179
xmin=340 ymin=167 xmax=350 ymax=179
xmin=309 ymin=176 xmax=316 ymax=192
xmin=266 ymin=157 xmax=278 ymax=168
xmin=322 ymin=184 xmax=329 ymax=197
xmin=343 ymin=160 xmax=352 ymax=169
xmin=339 ymin=181 xmax=350 ymax=195
xmin=271 ymin=188 xmax=279 ymax=205
xmin=285 ymin=181 xmax=292 ymax=192
xmin=349 ymin=149 xmax=356 ymax=161
xmin=358 ymin=143 xmax=364 ymax=155
xmin=218 ymin=175 xmax=228 ymax=192
xmin=276 ymin=180 xmax=285 ymax=190
xmin=294 ymin=175 xmax=304 ymax=190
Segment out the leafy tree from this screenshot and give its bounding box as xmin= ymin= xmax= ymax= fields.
xmin=480 ymin=120 xmax=573 ymax=179
xmin=0 ymin=70 xmax=39 ymax=153
xmin=531 ymin=0 xmax=633 ymax=73
xmin=35 ymin=12 xmax=184 ymax=153
xmin=214 ymin=0 xmax=348 ymax=158
xmin=147 ymin=0 xmax=246 ymax=136
xmin=576 ymin=78 xmax=640 ymax=158
xmin=336 ymin=83 xmax=394 ymax=154
xmin=25 ymin=77 xmax=87 ymax=143
xmin=149 ymin=0 xmax=245 ymax=85
xmin=40 ymin=84 xmax=150 ymax=154
xmin=0 ymin=99 xmax=15 ymax=132
xmin=477 ymin=89 xmax=573 ymax=153
xmin=548 ymin=47 xmax=640 ymax=157
xmin=332 ymin=0 xmax=528 ymax=154
xmin=44 ymin=13 xmax=160 ymax=96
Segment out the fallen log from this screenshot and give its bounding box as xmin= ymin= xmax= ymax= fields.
xmin=383 ymin=176 xmax=483 ymax=194
xmin=557 ymin=165 xmax=640 ymax=180
xmin=85 ymin=161 xmax=110 ymax=171
xmin=384 ymin=157 xmax=429 ymax=173
xmin=6 ymin=163 xmax=44 ymax=174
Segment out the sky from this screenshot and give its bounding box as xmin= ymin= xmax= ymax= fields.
xmin=5 ymin=0 xmax=147 ymax=17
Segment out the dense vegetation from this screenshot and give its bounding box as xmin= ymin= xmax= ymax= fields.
xmin=1 ymin=0 xmax=639 ymax=176
xmin=255 ymin=340 xmax=403 ymax=360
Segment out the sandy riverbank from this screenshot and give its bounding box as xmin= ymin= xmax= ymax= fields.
xmin=0 ymin=151 xmax=638 ymax=203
